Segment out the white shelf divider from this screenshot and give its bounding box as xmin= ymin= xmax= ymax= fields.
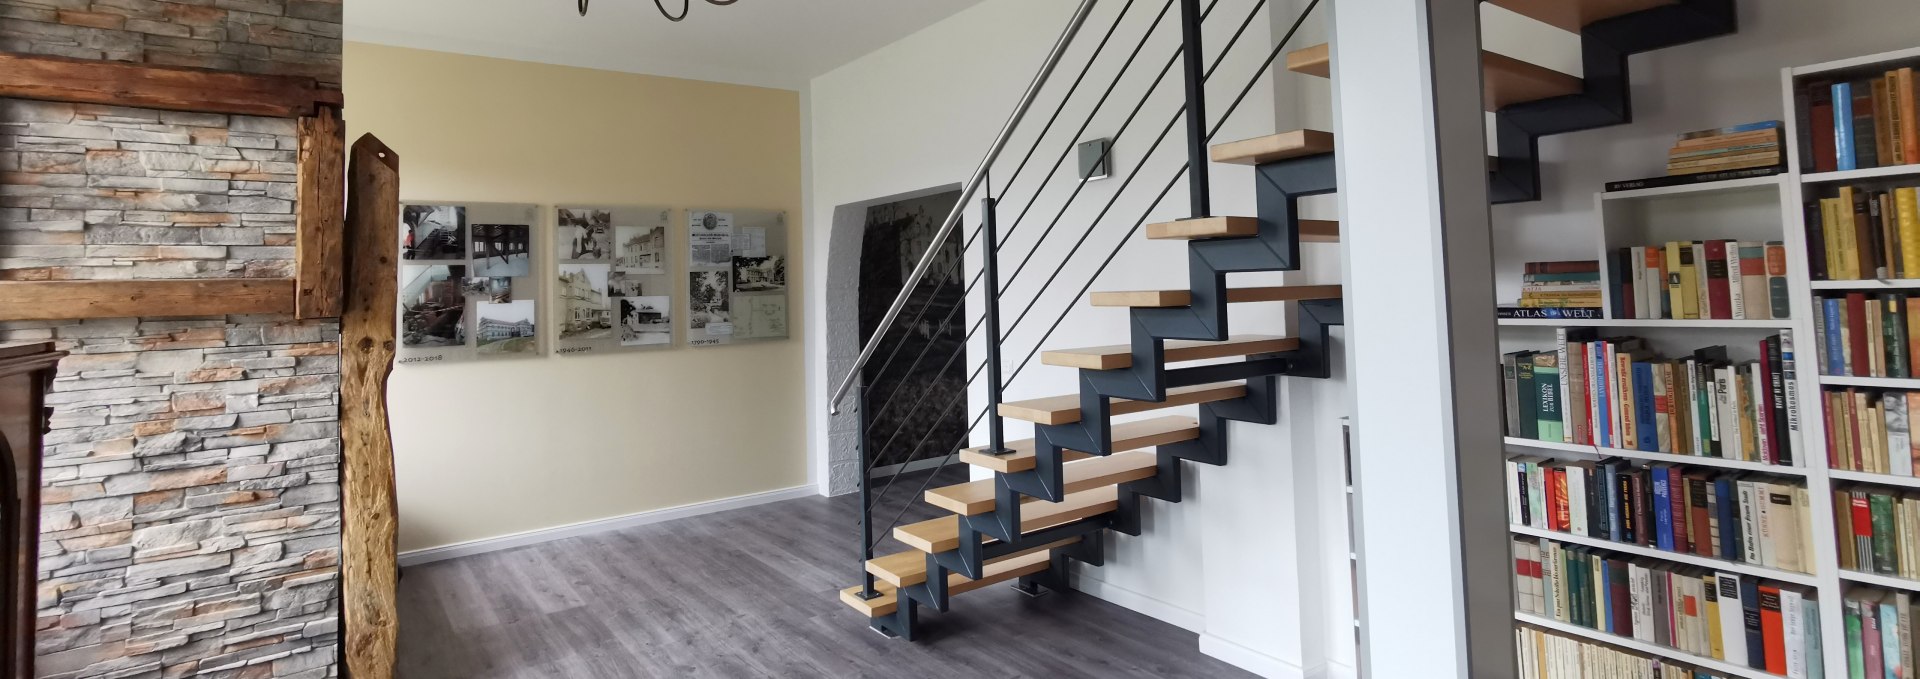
xmin=1817 ymin=374 xmax=1920 ymax=389
xmin=1510 ymin=524 xmax=1820 ymax=587
xmin=1497 ymin=318 xmax=1790 ymax=329
xmin=1809 ymin=279 xmax=1920 ymax=290
xmin=1515 ymin=612 xmax=1782 ymax=679
xmin=1838 ymin=569 xmax=1920 ymax=592
xmin=1503 ymin=437 xmax=1809 ymax=476
xmin=1599 ymin=174 xmax=1785 ymax=201
xmin=1800 ymin=164 xmax=1920 ymax=184
xmin=1828 ymin=469 xmax=1920 ymax=490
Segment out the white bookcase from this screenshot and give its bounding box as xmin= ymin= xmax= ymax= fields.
xmin=1499 ymin=46 xmax=1920 ymax=679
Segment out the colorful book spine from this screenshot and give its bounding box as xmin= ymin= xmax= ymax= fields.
xmin=1837 ymin=82 xmax=1858 ymax=171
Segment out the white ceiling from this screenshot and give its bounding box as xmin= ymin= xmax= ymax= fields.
xmin=344 ymin=0 xmax=988 ymax=90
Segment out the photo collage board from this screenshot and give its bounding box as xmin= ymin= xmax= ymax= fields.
xmin=553 ymin=205 xmax=675 ymax=356
xmin=687 ymin=208 xmax=789 ymax=347
xmin=397 ymin=201 xmax=542 ymax=365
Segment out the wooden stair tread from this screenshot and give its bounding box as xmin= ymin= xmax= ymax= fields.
xmin=1146 ymin=218 xmax=1338 ymax=242
xmin=839 ymin=549 xmax=1053 ymax=618
xmin=1489 ymin=0 xmax=1675 ymax=33
xmin=959 ymin=415 xmax=1199 ymax=473
xmin=998 ymin=382 xmax=1246 ymax=425
xmin=1288 ymin=45 xmax=1582 ymax=111
xmin=865 ymin=537 xmax=1078 ymax=587
xmin=1090 ymin=284 xmax=1343 ymax=309
xmin=1145 ymin=216 xmax=1257 ymax=240
xmin=1208 ymin=129 xmax=1334 ymax=166
xmin=894 ymin=486 xmax=1121 ymax=553
xmin=1042 ymin=335 xmax=1298 ymax=370
xmin=925 ymin=450 xmax=1161 ymax=515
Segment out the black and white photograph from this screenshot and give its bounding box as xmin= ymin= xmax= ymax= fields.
xmin=487 ymin=277 xmax=513 ymax=303
xmin=559 ymin=208 xmax=614 ymax=261
xmin=615 ymin=224 xmax=667 ymax=273
xmin=402 ymin=205 xmax=466 ymax=261
xmin=475 ymin=300 xmax=538 ymax=355
xmin=401 ymin=265 xmax=467 ymax=347
xmin=470 ymin=223 xmax=532 ymax=277
xmin=732 ymin=255 xmax=786 ymax=292
xmin=459 ymin=277 xmax=490 ymax=296
xmin=689 ymin=210 xmax=733 ymax=268
xmin=607 ymin=271 xmax=645 ymax=298
xmin=689 ymin=270 xmax=731 ymax=332
xmin=619 ymin=296 xmax=671 ymax=346
xmin=558 ymin=263 xmax=612 ymax=340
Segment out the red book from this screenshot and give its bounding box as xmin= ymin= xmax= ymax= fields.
xmin=1704 ymin=240 xmax=1732 ymax=319
xmin=1607 ymin=560 xmax=1633 ymax=637
xmin=1757 ymin=340 xmax=1779 ymax=465
xmin=1543 ymin=469 xmax=1559 ymax=533
xmin=1812 ymin=81 xmax=1838 ymax=173
xmin=1854 ymin=491 xmax=1875 ymax=548
xmin=1758 ymin=584 xmax=1786 ymax=674
xmin=1526 ymin=260 xmax=1601 ymax=274
xmin=1687 ymin=474 xmax=1713 ymax=557
xmin=1849 ymin=292 xmax=1872 ymax=376
xmin=1863 ymin=594 xmax=1885 ymax=676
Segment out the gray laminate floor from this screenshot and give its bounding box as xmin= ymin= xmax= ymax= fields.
xmin=394 ymin=465 xmax=1256 ymax=678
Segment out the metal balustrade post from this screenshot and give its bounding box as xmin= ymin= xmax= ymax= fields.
xmin=856 ymin=385 xmax=879 ymax=600
xmin=1178 ymin=0 xmax=1211 ymax=218
xmin=981 ymin=195 xmax=1012 ymax=455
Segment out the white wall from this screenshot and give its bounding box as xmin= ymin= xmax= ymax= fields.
xmin=1494 ymin=0 xmax=1918 ymax=275
xmin=807 ymin=0 xmax=1353 ymax=675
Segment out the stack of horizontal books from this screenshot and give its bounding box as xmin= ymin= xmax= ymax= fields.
xmin=1669 ymin=121 xmax=1784 ymax=176
xmin=1499 ymin=261 xmax=1603 ymax=320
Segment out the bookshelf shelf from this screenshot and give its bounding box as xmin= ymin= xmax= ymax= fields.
xmin=1808 ymin=278 xmax=1920 ymax=290
xmin=1827 ymin=468 xmax=1920 ymax=490
xmin=1503 ymin=437 xmax=1809 ymax=476
xmin=1600 ymin=174 xmax=1784 ymax=201
xmin=1514 ymin=612 xmax=1783 ymax=679
xmin=1816 ymin=374 xmax=1920 ymax=389
xmin=1800 ymin=164 xmax=1920 ymax=184
xmin=1837 ymin=569 xmax=1920 ymax=592
xmin=1496 ymin=318 xmax=1790 ymax=329
xmin=1510 ymin=524 xmax=1821 ymax=587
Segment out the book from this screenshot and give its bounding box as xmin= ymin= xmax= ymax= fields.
xmin=1838 ymin=81 xmax=1858 ymax=171
xmin=1603 ymin=165 xmax=1786 ymax=192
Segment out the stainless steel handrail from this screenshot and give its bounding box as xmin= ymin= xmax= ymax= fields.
xmin=827 ymin=0 xmax=1101 ymax=415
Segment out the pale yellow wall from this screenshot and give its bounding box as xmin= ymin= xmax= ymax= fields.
xmin=344 ymin=42 xmax=807 ymax=553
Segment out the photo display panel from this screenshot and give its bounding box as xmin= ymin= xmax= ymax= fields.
xmin=555 ymin=205 xmax=674 ymax=355
xmin=687 ymin=208 xmax=789 ymax=347
xmin=397 ymin=201 xmax=542 ymax=365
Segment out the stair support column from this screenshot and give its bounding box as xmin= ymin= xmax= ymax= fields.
xmin=1329 ymin=0 xmax=1512 ymax=676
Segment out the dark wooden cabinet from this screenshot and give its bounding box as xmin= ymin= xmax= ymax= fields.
xmin=0 ymin=343 xmax=64 ymax=679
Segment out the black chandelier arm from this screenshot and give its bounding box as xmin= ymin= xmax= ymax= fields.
xmin=578 ymin=0 xmax=738 ymax=20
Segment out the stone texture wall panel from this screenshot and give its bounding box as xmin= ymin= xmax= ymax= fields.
xmin=0 ymin=0 xmax=341 ymax=85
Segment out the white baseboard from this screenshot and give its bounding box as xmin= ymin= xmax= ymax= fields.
xmin=1069 ymin=572 xmax=1206 ymax=633
xmin=1199 ymin=634 xmax=1307 ymax=679
xmin=397 ymin=485 xmax=816 ymax=567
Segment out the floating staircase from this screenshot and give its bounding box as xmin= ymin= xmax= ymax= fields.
xmin=839 ymin=126 xmax=1346 ymax=639
xmin=1287 ymin=0 xmax=1737 ymax=203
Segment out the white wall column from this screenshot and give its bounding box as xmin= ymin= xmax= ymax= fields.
xmin=1330 ymin=0 xmax=1512 ymax=677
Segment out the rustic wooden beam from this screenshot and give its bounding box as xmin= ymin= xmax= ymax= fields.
xmin=0 ymin=279 xmax=295 ymax=321
xmin=340 ymin=133 xmax=399 ymax=679
xmin=295 ymin=108 xmax=346 ymax=319
xmin=0 ymin=52 xmax=340 ymax=118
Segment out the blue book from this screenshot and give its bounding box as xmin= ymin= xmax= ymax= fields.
xmin=1884 ymin=600 xmax=1903 ymax=678
xmin=1835 ymin=82 xmax=1857 ymax=171
xmin=1739 ymin=576 xmax=1764 ymax=668
xmin=1714 ymin=477 xmax=1742 ymax=559
xmin=1602 ymin=461 xmax=1623 ymax=542
xmin=1824 ymin=297 xmax=1845 ymax=376
xmin=1598 ymin=559 xmax=1613 ymax=632
xmin=1652 ymin=466 xmax=1674 ymax=551
xmin=1632 ymin=363 xmax=1657 ymax=451
xmin=1685 ymin=120 xmax=1783 ymax=137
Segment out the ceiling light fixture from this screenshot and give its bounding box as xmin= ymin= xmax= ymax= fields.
xmin=577 ymin=0 xmax=739 ymax=22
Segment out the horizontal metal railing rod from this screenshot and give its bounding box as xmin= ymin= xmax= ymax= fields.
xmin=829 ymin=0 xmax=1101 ymax=415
